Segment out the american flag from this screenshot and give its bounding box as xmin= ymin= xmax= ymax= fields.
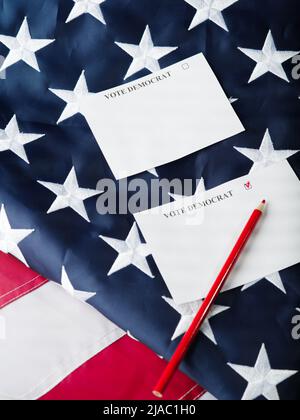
xmin=0 ymin=251 xmax=203 ymax=400
xmin=0 ymin=0 xmax=300 ymax=400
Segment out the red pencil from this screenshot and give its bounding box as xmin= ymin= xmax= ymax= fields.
xmin=153 ymin=199 xmax=267 ymax=398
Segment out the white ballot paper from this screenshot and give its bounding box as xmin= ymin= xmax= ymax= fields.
xmin=135 ymin=161 xmax=300 ymax=304
xmin=81 ymin=54 xmax=244 ymax=179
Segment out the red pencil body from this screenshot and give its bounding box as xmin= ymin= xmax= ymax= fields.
xmin=153 ymin=201 xmax=266 ymax=398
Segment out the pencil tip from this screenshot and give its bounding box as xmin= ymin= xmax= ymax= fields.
xmin=257 ymin=200 xmax=267 ymax=212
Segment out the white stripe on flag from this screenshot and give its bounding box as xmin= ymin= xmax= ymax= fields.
xmin=0 ymin=281 xmax=124 ymax=400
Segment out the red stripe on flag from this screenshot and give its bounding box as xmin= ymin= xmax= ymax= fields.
xmin=41 ymin=336 xmax=204 ymax=401
xmin=0 ymin=252 xmax=48 ymax=309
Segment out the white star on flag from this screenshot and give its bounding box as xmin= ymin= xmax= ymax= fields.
xmin=169 ymin=177 xmax=205 ymax=201
xmin=0 ymin=17 xmax=54 ymax=72
xmin=242 ymin=272 xmax=286 ymax=294
xmin=127 ymin=331 xmax=139 ymax=342
xmin=0 ymin=204 xmax=34 ymax=266
xmin=185 ymin=0 xmax=238 ymax=31
xmin=147 ymin=168 xmax=159 ymax=177
xmin=100 ymin=222 xmax=154 ymax=278
xmin=228 ymin=344 xmax=298 ymax=400
xmin=49 ymin=71 xmax=92 ymax=124
xmin=234 ymin=129 xmax=299 ymax=173
xmin=229 ymin=96 xmax=239 ymax=104
xmin=115 ymin=25 xmax=178 ymax=80
xmin=37 ymin=167 xmax=102 ymax=222
xmin=0 ymin=115 xmax=44 ymax=164
xmin=163 ymin=296 xmax=229 ymax=344
xmin=238 ymin=30 xmax=300 ymax=83
xmin=61 ymin=266 xmax=96 ymax=302
xmin=66 ymin=0 xmax=106 ymax=24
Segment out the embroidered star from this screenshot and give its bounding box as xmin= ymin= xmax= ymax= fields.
xmin=127 ymin=331 xmax=139 ymax=342
xmin=163 ymin=296 xmax=229 ymax=344
xmin=229 ymin=96 xmax=239 ymax=104
xmin=61 ymin=266 xmax=96 ymax=302
xmin=100 ymin=222 xmax=154 ymax=278
xmin=242 ymin=272 xmax=286 ymax=294
xmin=0 ymin=17 xmax=54 ymax=72
xmin=234 ymin=129 xmax=299 ymax=173
xmin=37 ymin=167 xmax=102 ymax=222
xmin=169 ymin=177 xmax=205 ymax=201
xmin=185 ymin=0 xmax=238 ymax=31
xmin=147 ymin=168 xmax=158 ymax=177
xmin=66 ymin=0 xmax=106 ymax=24
xmin=115 ymin=25 xmax=178 ymax=80
xmin=228 ymin=344 xmax=298 ymax=400
xmin=0 ymin=115 xmax=44 ymax=164
xmin=49 ymin=71 xmax=92 ymax=124
xmin=0 ymin=204 xmax=34 ymax=266
xmin=238 ymin=31 xmax=300 ymax=83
